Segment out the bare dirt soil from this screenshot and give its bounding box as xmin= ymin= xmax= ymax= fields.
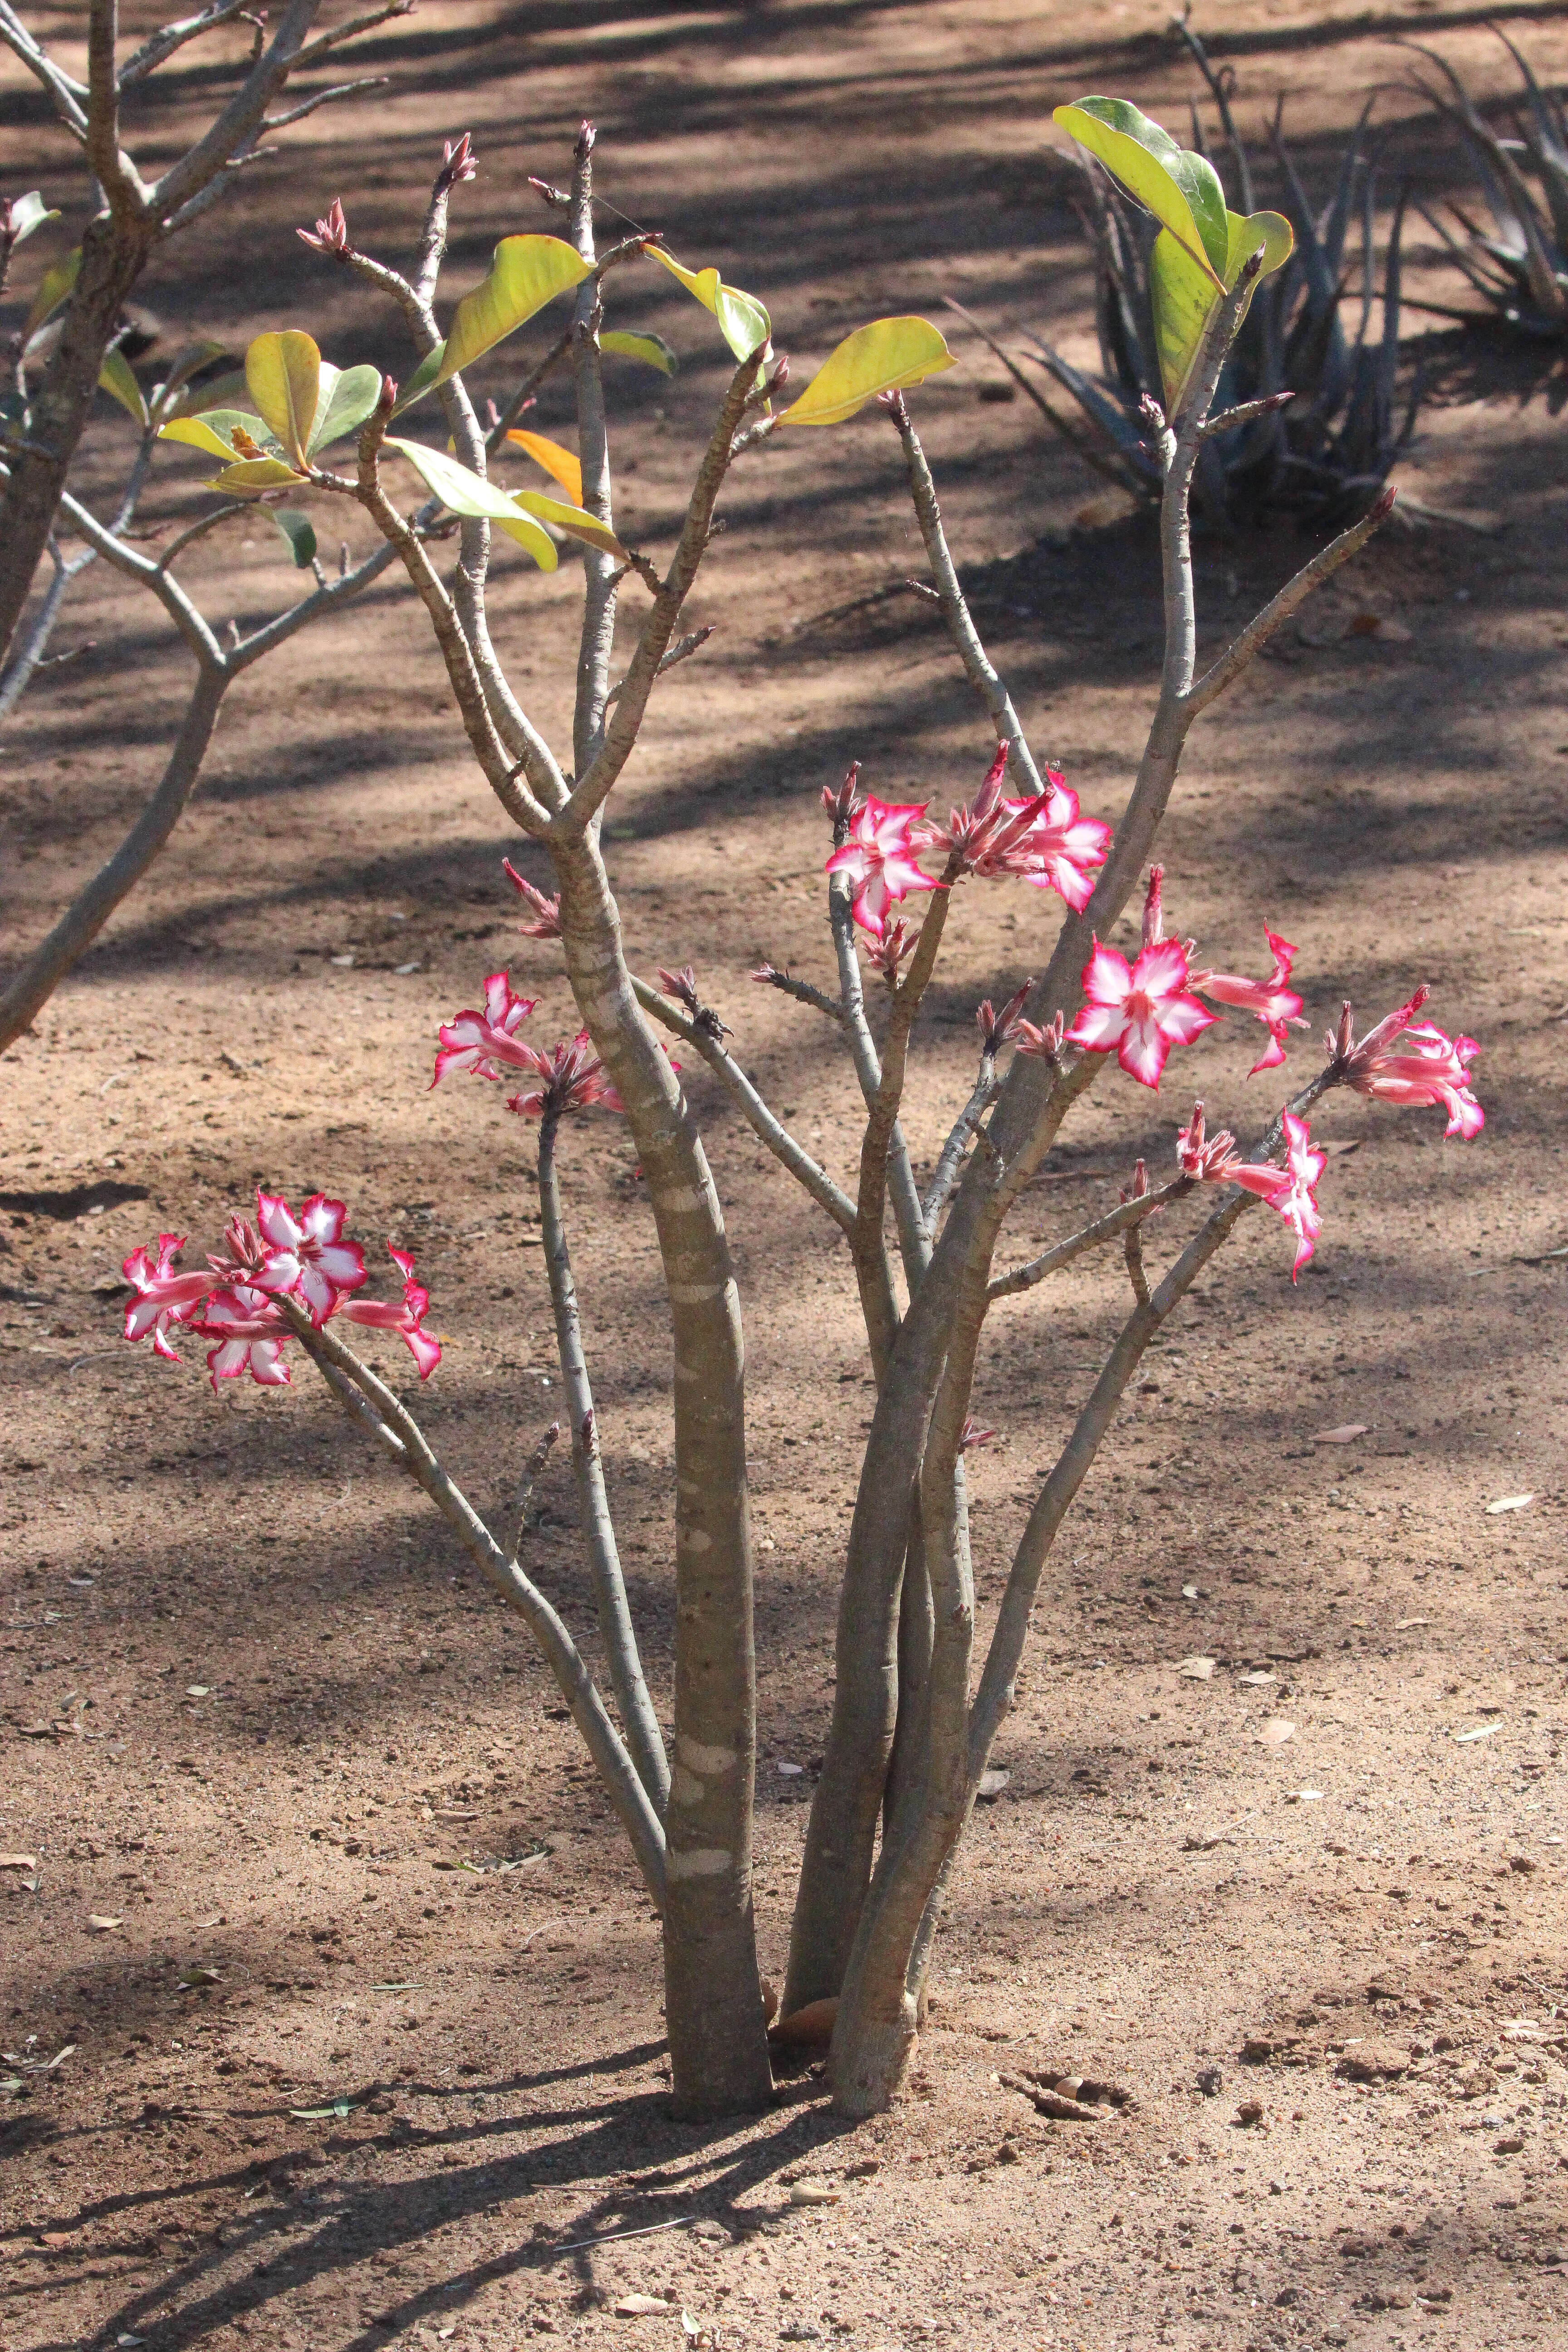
xmin=5 ymin=5 xmax=1568 ymax=2348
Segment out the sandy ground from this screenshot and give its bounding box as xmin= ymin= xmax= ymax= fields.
xmin=4 ymin=4 xmax=1568 ymax=2348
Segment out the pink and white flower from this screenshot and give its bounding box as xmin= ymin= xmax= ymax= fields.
xmin=251 ymin=1190 xmax=367 ymax=1325
xmin=338 ymin=1244 xmax=442 ymax=1380
xmin=505 ymin=1029 xmax=625 ymax=1120
xmin=1066 ymin=935 xmax=1216 ymax=1088
xmin=199 ymin=1283 xmax=293 ymax=1389
xmin=1175 ymin=1101 xmax=1326 ymax=1280
xmin=1189 ymin=928 xmax=1308 ymax=1075
xmin=927 ymin=743 xmax=1110 ymax=911
xmin=1333 ymin=988 xmax=1483 ymax=1139
xmin=825 ymin=797 xmax=940 ymax=939
xmin=122 ymin=1234 xmax=218 ymax=1362
xmin=432 ymin=971 xmax=540 ymax=1086
xmin=503 ymin=858 xmax=562 ymax=940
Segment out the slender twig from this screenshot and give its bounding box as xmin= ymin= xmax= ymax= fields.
xmin=0 ymin=5 xmax=89 ymax=132
xmin=632 ymin=975 xmax=856 ymax=1234
xmin=922 ymin=1060 xmax=1001 ymax=1233
xmin=506 ymin=1421 xmax=560 ymax=1566
xmin=291 ymin=0 xmax=412 ymax=68
xmin=605 ymin=624 xmax=713 ymax=706
xmin=276 ymin=1297 xmax=667 ymax=1905
xmin=988 ymin=1177 xmax=1187 ymax=1299
xmin=538 ymin=1108 xmax=670 ymax=1812
xmin=829 ymin=875 xmax=930 ymax=1279
xmin=1182 ymin=486 xmax=1397 ymax=718
xmin=752 ymin=965 xmax=845 ymax=1027
xmin=262 ymin=73 xmax=385 ymax=132
xmin=118 ymin=0 xmax=255 ymax=87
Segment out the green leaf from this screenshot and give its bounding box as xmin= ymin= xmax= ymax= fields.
xmin=269 ymin=507 xmax=318 ymax=568
xmin=647 ymin=246 xmax=770 ymax=363
xmin=158 ymin=414 xmax=246 ymax=460
xmin=98 ymin=347 xmax=149 ymax=429
xmin=148 ymin=341 xmax=230 ymax=425
xmin=383 ymin=435 xmax=558 ymax=570
xmin=289 ymin=2101 xmax=356 ymax=2121
xmin=599 ymin=327 xmax=679 ymax=377
xmin=511 ymin=487 xmax=626 ymax=558
xmin=8 ymin=191 xmax=58 ymax=248
xmin=780 ymin=315 xmax=956 ymax=426
xmin=210 ymin=455 xmax=309 ymax=495
xmin=391 ymin=343 xmax=445 ymax=416
xmin=437 ymin=236 xmax=591 ymax=383
xmin=1056 ymin=97 xmax=1229 ymax=283
xmin=245 ymin=330 xmax=321 ymax=467
xmin=24 ymin=244 xmax=79 ymax=339
xmin=1148 ymin=205 xmax=1293 ymax=415
xmin=504 ymin=427 xmax=582 ymax=504
xmin=179 ymin=367 xmax=257 ymax=418
xmin=307 ymin=361 xmax=382 ymax=456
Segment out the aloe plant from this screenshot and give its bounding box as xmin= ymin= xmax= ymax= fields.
xmin=970 ymin=34 xmax=1418 ymax=525
xmin=1405 ymin=29 xmax=1568 ymax=336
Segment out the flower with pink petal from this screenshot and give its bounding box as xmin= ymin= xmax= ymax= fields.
xmin=1333 ymin=988 xmax=1483 ymax=1139
xmin=251 ymin=1189 xmax=367 ymax=1325
xmin=824 ymin=797 xmax=940 ymax=939
xmin=197 ymin=1284 xmax=293 ymax=1389
xmin=339 ymin=1244 xmax=442 ymax=1380
xmin=1189 ymin=927 xmax=1308 ymax=1075
xmin=1065 ymin=934 xmax=1217 ymax=1089
xmin=431 ymin=971 xmax=541 ymax=1086
xmin=503 ymin=858 xmax=562 ymax=939
xmin=122 ymin=1234 xmax=218 ymax=1362
xmin=1175 ymin=1101 xmax=1325 ymax=1280
xmin=505 ymin=1030 xmax=625 ymax=1120
xmin=297 ymin=197 xmax=349 ymax=256
xmin=927 ymin=742 xmax=1110 ymax=912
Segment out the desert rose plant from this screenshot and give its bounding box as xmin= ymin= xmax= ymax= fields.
xmin=110 ymin=106 xmax=1483 ymax=2121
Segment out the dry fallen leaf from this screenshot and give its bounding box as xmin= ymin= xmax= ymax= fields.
xmin=86 ymin=1914 xmax=123 ymax=1931
xmin=1177 ymin=1656 xmax=1216 ymax=1681
xmin=1283 ymin=1788 xmax=1324 ymax=1803
xmin=789 ymin=2180 xmax=841 ymax=2207
xmin=1312 ymin=1424 xmax=1369 ymax=1445
xmin=1259 ymin=1718 xmax=1296 ymax=1748
xmin=1455 ymin=1723 xmax=1500 ymax=1743
xmin=1238 ymin=1671 xmax=1277 ymax=1687
xmin=976 ymin=1768 xmax=1010 ymax=1800
xmin=0 ymin=1854 xmax=38 ymax=1871
xmin=1485 ymin=1494 xmax=1534 ymax=1515
xmin=614 ymin=2294 xmax=672 ymax=2317
xmin=1395 ymin=1617 xmax=1429 ymax=1631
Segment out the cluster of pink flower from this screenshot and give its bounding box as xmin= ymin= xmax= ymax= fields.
xmin=823 ymin=744 xmax=1113 ymax=940
xmin=431 ymin=970 xmax=628 ymax=1115
xmin=122 ymin=1193 xmax=440 ymax=1388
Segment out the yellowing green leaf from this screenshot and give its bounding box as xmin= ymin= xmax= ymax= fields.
xmin=245 ymin=330 xmax=321 ymax=467
xmin=1055 ymin=98 xmax=1227 ymax=284
xmin=24 ymin=244 xmax=80 ymax=339
xmin=438 ymin=236 xmax=590 ymax=383
xmin=98 ymin=347 xmax=149 ymax=429
xmin=511 ymin=487 xmax=625 ymax=558
xmin=391 ymin=343 xmax=444 ymax=416
xmin=505 ymin=428 xmax=583 ymax=505
xmin=599 ymin=327 xmax=678 ymax=377
xmin=780 ymin=315 xmax=956 ymax=426
xmin=1149 ymin=205 xmax=1293 ymax=415
xmin=158 ymin=414 xmax=245 ymax=460
xmin=209 ymin=456 xmax=308 ymax=494
xmin=647 ymin=246 xmax=770 ymax=363
xmin=308 ymin=361 xmax=382 ymax=456
xmin=383 ymin=436 xmax=558 ymax=570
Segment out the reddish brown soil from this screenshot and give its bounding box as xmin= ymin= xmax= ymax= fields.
xmin=5 ymin=5 xmax=1568 ymax=2349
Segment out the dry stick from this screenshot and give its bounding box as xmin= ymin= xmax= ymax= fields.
xmin=552 ymin=343 xmax=764 ymax=838
xmin=568 ymin=123 xmax=621 ymax=786
xmin=988 ymin=1175 xmax=1189 ymax=1298
xmin=969 ymin=1072 xmax=1339 ymax=1777
xmin=276 ymin=1299 xmax=667 ymax=1906
xmin=537 ymin=1108 xmax=670 ymax=1813
xmin=887 ymin=390 xmax=1056 ymax=796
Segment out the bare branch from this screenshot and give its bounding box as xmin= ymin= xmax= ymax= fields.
xmin=1123 ymin=1218 xmax=1150 ymax=1306
xmin=829 ymin=875 xmax=930 ymax=1279
xmin=291 ymin=0 xmax=412 ymax=67
xmin=263 ymin=72 xmax=385 ymax=129
xmin=1200 ymin=388 xmax=1293 ymax=442
xmin=1182 ymin=487 xmax=1397 ymax=719
xmin=887 ymin=388 xmax=1057 ymax=798
xmin=750 ymin=963 xmax=845 ymax=1027
xmin=0 ymin=5 xmax=88 ymax=132
xmin=150 ymin=0 xmax=323 ymax=225
xmin=922 ymin=1061 xmax=1002 ymax=1233
xmin=118 ymin=0 xmax=255 ymax=87
xmin=276 ymin=1298 xmax=667 ymax=1907
xmin=632 ymin=974 xmax=856 ymax=1234
xmin=538 ymin=1108 xmax=670 ymax=1811
xmin=604 ymin=623 xmax=712 ymax=706
xmin=505 ymin=1421 xmax=560 ymax=1566
xmin=88 ymin=0 xmax=152 ymax=219
xmin=57 ymin=487 xmax=225 ymax=671
xmin=988 ymin=1177 xmax=1186 ymax=1300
